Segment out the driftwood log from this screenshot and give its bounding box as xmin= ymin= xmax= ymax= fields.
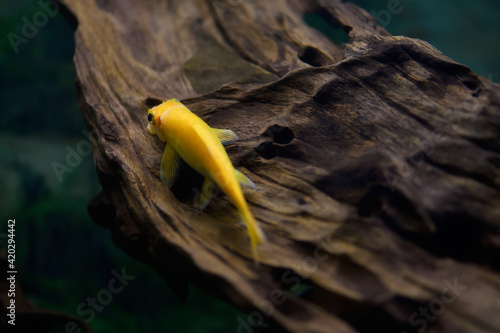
xmin=66 ymin=0 xmax=500 ymax=332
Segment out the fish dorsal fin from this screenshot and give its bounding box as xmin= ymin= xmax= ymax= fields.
xmin=212 ymin=128 xmax=238 ymax=146
xmin=160 ymin=143 xmax=183 ymax=188
xmin=235 ymin=170 xmax=256 ymax=189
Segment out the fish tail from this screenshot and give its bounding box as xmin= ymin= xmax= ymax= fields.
xmin=239 ymin=205 xmax=265 ymax=263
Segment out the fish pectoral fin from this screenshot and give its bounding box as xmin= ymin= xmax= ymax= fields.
xmin=196 ymin=178 xmax=218 ymax=210
xmin=160 ymin=143 xmax=182 ymax=188
xmin=212 ymin=128 xmax=238 ymax=146
xmin=235 ymin=170 xmax=256 ymax=189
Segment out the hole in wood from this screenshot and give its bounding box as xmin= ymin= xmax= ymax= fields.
xmin=303 ymin=12 xmax=350 ymax=46
xmin=298 ymin=46 xmax=333 ymax=67
xmin=357 ymin=191 xmax=384 ymax=217
xmin=265 ymin=125 xmax=294 ymax=144
xmin=462 ymin=79 xmax=479 ymax=91
xmin=255 ymin=142 xmax=277 ymax=159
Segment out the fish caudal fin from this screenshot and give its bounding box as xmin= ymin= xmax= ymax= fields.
xmin=240 ymin=206 xmax=265 ymax=263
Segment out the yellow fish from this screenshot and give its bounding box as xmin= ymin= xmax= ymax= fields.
xmin=147 ymin=99 xmax=265 ymax=261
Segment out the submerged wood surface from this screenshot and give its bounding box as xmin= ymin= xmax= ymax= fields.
xmin=66 ymin=0 xmax=500 ymax=332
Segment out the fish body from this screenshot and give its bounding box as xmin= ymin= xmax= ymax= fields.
xmin=147 ymin=99 xmax=265 ymax=261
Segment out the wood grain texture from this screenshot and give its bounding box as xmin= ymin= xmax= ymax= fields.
xmin=65 ymin=0 xmax=500 ymax=331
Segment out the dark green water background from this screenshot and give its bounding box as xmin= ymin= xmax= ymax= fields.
xmin=1 ymin=1 xmax=498 ymax=332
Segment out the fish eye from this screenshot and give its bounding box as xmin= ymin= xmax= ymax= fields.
xmin=147 ymin=113 xmax=153 ymax=122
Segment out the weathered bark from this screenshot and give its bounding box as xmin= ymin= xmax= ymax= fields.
xmin=66 ymin=0 xmax=500 ymax=332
